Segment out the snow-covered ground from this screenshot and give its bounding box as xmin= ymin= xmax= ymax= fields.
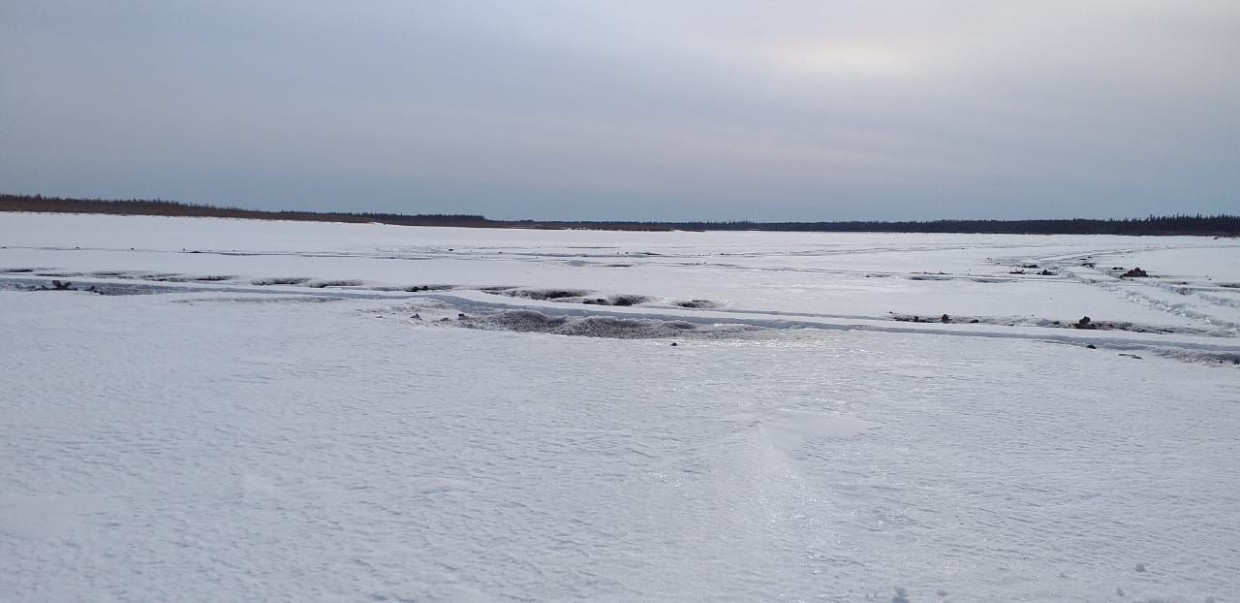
xmin=2 ymin=213 xmax=1238 ymax=602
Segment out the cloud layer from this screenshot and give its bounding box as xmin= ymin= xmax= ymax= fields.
xmin=3 ymin=1 xmax=1237 ymax=219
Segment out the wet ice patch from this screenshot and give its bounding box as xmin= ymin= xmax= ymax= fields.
xmin=0 ymin=277 xmax=182 ymax=296
xmin=675 ymin=299 xmax=720 ymax=309
xmin=373 ymin=283 xmax=458 ymax=293
xmin=583 ymin=294 xmax=650 ymax=306
xmin=495 ymin=288 xmax=590 ymax=301
xmin=175 ymin=296 xmax=341 ymax=304
xmin=251 ymin=276 xmax=311 ymax=285
xmin=454 ymin=309 xmax=753 ymax=339
xmin=888 ymin=311 xmax=1230 ymax=337
xmin=458 ymin=309 xmax=696 ymax=338
xmin=0 ymin=279 xmax=37 ymax=292
xmin=484 ymin=287 xmax=656 ymax=307
xmin=3 ymin=268 xmax=238 ymax=284
xmin=144 ymin=273 xmax=236 ymax=282
xmin=304 ymin=279 xmax=364 ymax=288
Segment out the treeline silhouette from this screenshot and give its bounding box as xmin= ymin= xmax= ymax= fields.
xmin=3 ymin=194 xmax=1237 ymax=236
xmin=604 ymin=215 xmax=1240 ymax=236
xmin=0 ymin=194 xmax=489 ymax=227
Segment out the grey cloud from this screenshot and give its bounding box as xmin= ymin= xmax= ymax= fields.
xmin=2 ymin=0 xmax=1237 ymax=219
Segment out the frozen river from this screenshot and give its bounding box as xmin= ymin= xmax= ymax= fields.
xmin=2 ymin=213 xmax=1238 ymax=601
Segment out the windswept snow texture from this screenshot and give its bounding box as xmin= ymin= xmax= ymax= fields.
xmin=2 ymin=214 xmax=1239 ymax=602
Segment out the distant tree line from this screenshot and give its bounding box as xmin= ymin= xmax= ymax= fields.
xmin=2 ymin=193 xmax=1237 ymax=236
xmin=585 ymin=215 xmax=1240 ymax=236
xmin=0 ymin=194 xmax=490 ymax=228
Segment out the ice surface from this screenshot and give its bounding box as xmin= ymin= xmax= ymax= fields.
xmin=2 ymin=213 xmax=1238 ymax=601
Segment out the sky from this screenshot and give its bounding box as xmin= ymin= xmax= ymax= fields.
xmin=2 ymin=1 xmax=1238 ymax=221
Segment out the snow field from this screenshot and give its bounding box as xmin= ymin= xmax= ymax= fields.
xmin=2 ymin=213 xmax=1238 ymax=601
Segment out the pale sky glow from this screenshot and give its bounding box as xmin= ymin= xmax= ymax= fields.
xmin=2 ymin=1 xmax=1237 ymax=220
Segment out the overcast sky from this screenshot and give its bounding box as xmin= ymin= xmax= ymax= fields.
xmin=2 ymin=1 xmax=1237 ymax=220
